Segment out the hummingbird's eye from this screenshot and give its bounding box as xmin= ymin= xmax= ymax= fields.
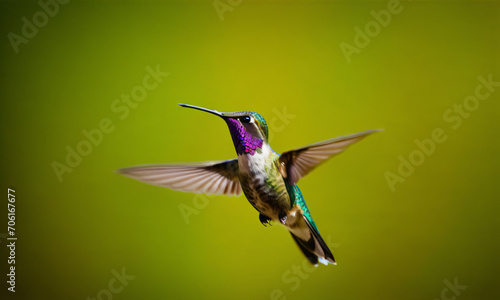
xmin=240 ymin=116 xmax=251 ymax=123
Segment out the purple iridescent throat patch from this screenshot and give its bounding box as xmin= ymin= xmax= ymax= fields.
xmin=226 ymin=118 xmax=263 ymax=155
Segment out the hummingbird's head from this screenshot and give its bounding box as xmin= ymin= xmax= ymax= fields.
xmin=179 ymin=104 xmax=269 ymax=155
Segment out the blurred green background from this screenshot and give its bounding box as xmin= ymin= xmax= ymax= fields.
xmin=1 ymin=0 xmax=499 ymax=299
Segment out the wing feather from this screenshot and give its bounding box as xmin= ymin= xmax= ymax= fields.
xmin=117 ymin=159 xmax=242 ymax=196
xmin=279 ymin=129 xmax=382 ymax=185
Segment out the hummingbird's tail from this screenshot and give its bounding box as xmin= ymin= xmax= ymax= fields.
xmin=286 ymin=206 xmax=336 ymax=266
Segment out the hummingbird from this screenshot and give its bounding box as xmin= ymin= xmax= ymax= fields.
xmin=118 ymin=104 xmax=381 ymax=265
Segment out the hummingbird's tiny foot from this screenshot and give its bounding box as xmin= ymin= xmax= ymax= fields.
xmin=279 ymin=210 xmax=287 ymax=225
xmin=259 ymin=213 xmax=272 ymax=227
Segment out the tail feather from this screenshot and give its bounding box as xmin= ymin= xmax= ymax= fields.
xmin=290 ymin=233 xmax=319 ymax=265
xmin=287 ymin=206 xmax=336 ymax=265
xmin=302 ymin=215 xmax=336 ymax=265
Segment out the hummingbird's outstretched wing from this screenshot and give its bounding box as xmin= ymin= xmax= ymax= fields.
xmin=116 ymin=159 xmax=242 ymax=196
xmin=279 ymin=129 xmax=382 ymax=185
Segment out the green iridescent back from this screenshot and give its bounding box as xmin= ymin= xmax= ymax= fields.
xmin=288 ymin=184 xmax=319 ymax=232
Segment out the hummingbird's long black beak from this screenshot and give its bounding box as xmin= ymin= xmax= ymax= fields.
xmin=178 ymin=103 xmax=224 ymax=118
